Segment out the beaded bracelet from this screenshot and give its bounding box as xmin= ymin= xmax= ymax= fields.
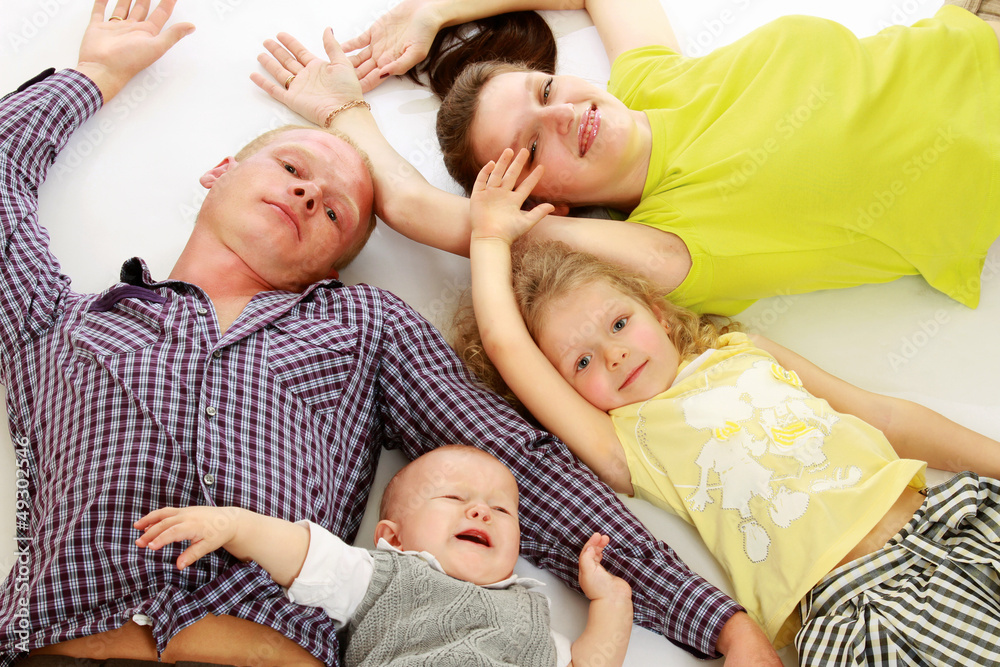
xmin=323 ymin=100 xmax=371 ymax=128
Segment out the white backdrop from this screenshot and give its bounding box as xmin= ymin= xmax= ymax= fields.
xmin=1 ymin=1 xmax=996 ymax=664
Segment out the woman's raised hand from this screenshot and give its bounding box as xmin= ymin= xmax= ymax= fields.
xmin=252 ymin=28 xmax=368 ymax=128
xmin=341 ymin=0 xmax=444 ymax=92
xmin=470 ymin=148 xmax=555 ymax=245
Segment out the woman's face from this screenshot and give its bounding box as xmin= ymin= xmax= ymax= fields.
xmin=470 ymin=71 xmax=651 ymax=210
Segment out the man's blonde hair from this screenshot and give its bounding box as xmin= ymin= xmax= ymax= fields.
xmin=233 ymin=125 xmax=378 ymax=270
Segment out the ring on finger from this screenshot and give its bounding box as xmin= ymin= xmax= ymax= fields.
xmin=108 ymin=15 xmax=125 ymax=21
xmin=283 ymin=74 xmax=296 ymax=90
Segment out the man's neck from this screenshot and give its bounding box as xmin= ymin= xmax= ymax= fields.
xmin=169 ymin=229 xmax=270 ymax=335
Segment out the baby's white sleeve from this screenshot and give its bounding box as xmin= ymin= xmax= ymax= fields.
xmin=284 ymin=520 xmax=375 ymax=628
xmin=551 ymin=629 xmax=572 ymax=667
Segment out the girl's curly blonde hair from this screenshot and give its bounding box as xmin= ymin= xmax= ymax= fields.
xmin=451 ymin=239 xmax=737 ymax=416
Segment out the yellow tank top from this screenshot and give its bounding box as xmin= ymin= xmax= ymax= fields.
xmin=608 ymin=6 xmax=1000 ymax=315
xmin=611 ymin=333 xmax=926 ymax=646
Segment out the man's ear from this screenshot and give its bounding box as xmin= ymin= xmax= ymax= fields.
xmin=199 ymin=156 xmax=237 ymax=189
xmin=373 ymin=519 xmax=403 ymax=548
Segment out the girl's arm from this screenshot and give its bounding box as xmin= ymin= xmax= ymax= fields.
xmin=134 ymin=506 xmax=310 ymax=588
xmin=750 ymin=335 xmax=1000 ymax=478
xmin=343 ymin=0 xmax=677 ymax=89
xmin=470 ymin=149 xmax=633 ymax=492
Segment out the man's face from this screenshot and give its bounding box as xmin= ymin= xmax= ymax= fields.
xmin=380 ymin=448 xmax=521 ymax=586
xmin=198 ymin=129 xmax=374 ymax=291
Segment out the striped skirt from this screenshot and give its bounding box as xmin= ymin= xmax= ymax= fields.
xmin=796 ymin=472 xmax=1000 ymax=666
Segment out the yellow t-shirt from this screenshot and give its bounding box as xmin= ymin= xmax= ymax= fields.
xmin=611 ymin=333 xmax=927 ymax=647
xmin=608 ymin=6 xmax=1000 ymax=315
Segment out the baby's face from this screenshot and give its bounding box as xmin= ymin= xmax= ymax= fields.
xmin=384 ymin=448 xmax=521 ymax=586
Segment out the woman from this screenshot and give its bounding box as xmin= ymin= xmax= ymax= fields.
xmin=254 ymin=0 xmax=1000 ymax=316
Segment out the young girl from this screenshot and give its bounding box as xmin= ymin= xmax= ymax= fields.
xmin=464 ymin=148 xmax=1000 ymax=662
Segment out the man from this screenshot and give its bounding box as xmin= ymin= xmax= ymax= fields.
xmin=0 ymin=1 xmax=779 ymax=665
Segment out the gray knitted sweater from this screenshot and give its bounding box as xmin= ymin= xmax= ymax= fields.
xmin=343 ymin=549 xmax=557 ymax=666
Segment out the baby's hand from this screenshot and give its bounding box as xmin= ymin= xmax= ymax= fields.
xmin=578 ymin=533 xmax=632 ymax=604
xmin=134 ymin=506 xmax=245 ymax=570
xmin=469 ymin=148 xmax=555 ymax=245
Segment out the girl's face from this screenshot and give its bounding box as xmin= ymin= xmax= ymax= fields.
xmin=470 ymin=71 xmax=652 ymax=210
xmin=535 ymin=280 xmax=680 ymax=412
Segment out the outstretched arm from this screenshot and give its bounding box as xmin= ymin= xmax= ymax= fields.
xmin=569 ymin=533 xmax=632 ymax=667
xmin=342 ymin=0 xmax=677 ymax=92
xmin=752 ymin=334 xmax=1000 ymax=477
xmin=469 ymin=148 xmax=632 ymax=492
xmin=135 ymin=506 xmax=310 ymax=588
xmin=75 ymin=0 xmax=195 ymax=102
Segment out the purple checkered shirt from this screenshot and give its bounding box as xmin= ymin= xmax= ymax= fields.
xmin=0 ymin=70 xmax=741 ymax=665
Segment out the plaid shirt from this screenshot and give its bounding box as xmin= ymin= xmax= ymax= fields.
xmin=0 ymin=70 xmax=741 ymax=665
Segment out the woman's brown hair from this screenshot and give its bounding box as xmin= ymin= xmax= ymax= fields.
xmin=405 ymin=11 xmax=558 ymax=194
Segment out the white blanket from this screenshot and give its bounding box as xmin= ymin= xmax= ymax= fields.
xmin=2 ymin=1 xmax=994 ymax=664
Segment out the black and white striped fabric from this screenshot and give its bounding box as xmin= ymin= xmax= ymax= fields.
xmin=796 ymin=472 xmax=1000 ymax=666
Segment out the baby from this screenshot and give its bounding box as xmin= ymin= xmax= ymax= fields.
xmin=135 ymin=445 xmax=633 ymax=667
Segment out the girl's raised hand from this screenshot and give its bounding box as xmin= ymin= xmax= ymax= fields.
xmin=470 ymin=148 xmax=555 ymax=245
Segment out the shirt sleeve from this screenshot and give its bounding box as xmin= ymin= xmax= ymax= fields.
xmin=551 ymin=629 xmax=572 ymax=667
xmin=0 ymin=69 xmax=100 ymax=372
xmin=373 ymin=293 xmax=743 ymax=659
xmin=285 ymin=521 xmax=375 ymax=629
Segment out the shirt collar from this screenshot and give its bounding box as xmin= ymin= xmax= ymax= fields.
xmin=374 ymin=538 xmax=546 ymax=590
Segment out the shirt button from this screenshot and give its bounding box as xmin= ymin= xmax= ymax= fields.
xmin=212 ymin=350 xmax=222 ymax=359
xmin=196 ymin=307 xmax=208 ymax=315
xmin=205 ymin=406 xmax=217 ymax=417
xmin=203 ymin=474 xmax=216 ymax=486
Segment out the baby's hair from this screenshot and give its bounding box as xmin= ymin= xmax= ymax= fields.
xmin=451 ymin=239 xmax=737 ymax=415
xmin=378 ymin=445 xmax=513 ymax=521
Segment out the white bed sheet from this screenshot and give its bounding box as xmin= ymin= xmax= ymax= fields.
xmin=1 ymin=1 xmax=996 ymax=664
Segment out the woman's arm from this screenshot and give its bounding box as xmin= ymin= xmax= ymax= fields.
xmin=470 ymin=150 xmax=633 ymax=492
xmin=751 ymin=334 xmax=1000 ymax=478
xmin=343 ymin=0 xmax=676 ymax=90
xmin=252 ymin=31 xmax=693 ymax=293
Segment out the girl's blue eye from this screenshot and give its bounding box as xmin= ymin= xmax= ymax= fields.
xmin=576 ymin=355 xmax=591 ymax=371
xmin=542 ymin=78 xmax=552 ymax=102
xmin=284 ymin=163 xmax=297 ymax=175
xmin=326 ymin=208 xmax=337 ymax=222
xmin=529 ymin=139 xmax=538 ymax=162
xmin=613 ymin=318 xmax=627 ymax=332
